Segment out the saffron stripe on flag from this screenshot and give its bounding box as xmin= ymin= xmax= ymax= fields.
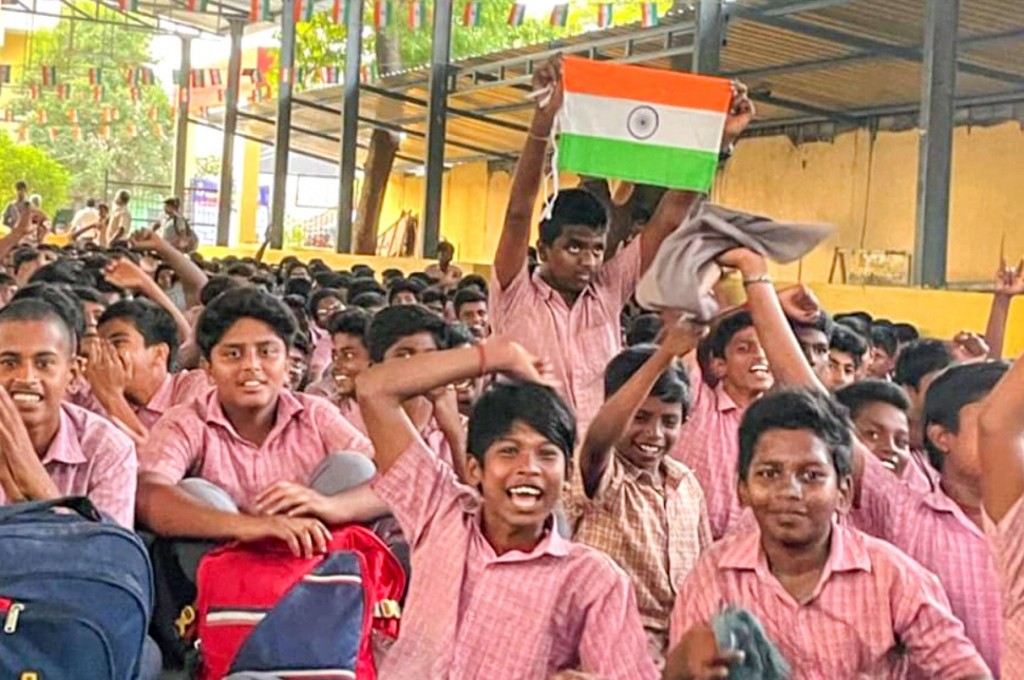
xmin=560 ymin=57 xmax=731 ymax=113
xmin=560 ymin=91 xmax=726 ymax=155
xmin=558 ymin=134 xmax=720 ymax=192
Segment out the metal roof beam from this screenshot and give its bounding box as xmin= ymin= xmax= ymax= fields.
xmin=751 ymin=92 xmax=860 ymax=124
xmin=358 ymin=84 xmax=529 ymax=133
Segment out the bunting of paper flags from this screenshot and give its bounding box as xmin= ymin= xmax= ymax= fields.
xmin=373 ymin=0 xmax=393 ymax=28
xmin=295 ymin=0 xmax=314 ymax=21
xmin=249 ymin=86 xmax=265 ymax=103
xmin=98 ymin=124 xmax=111 ymax=140
xmin=55 ymin=84 xmax=71 ymax=100
xmin=88 ymin=68 xmax=103 ymax=85
xmin=71 ymin=125 xmax=82 ymax=141
xmin=36 ymin=109 xmax=46 ymax=124
xmin=148 ymin=105 xmax=160 ymax=121
xmin=101 ymin=108 xmax=113 ymax=124
xmin=640 ymin=1 xmax=658 ymax=27
xmin=209 ymin=69 xmax=223 ymax=87
xmin=550 ymin=3 xmax=568 ymax=26
xmin=17 ymin=126 xmax=28 ymax=142
xmin=92 ymin=85 xmax=105 ymax=102
xmin=296 ymin=66 xmax=308 ymax=84
xmin=118 ymin=0 xmax=139 ymax=11
xmin=127 ymin=67 xmax=154 ymax=85
xmin=126 ymin=122 xmax=138 ymax=137
xmin=408 ymin=0 xmax=426 ymax=29
xmin=3 ymin=109 xmax=13 ymax=122
xmin=67 ymin=108 xmax=79 ymax=124
xmin=243 ymin=67 xmax=264 ymax=84
xmin=187 ymin=0 xmax=209 ymax=10
xmin=190 ymin=69 xmax=206 ymax=88
xmin=128 ymin=87 xmax=141 ymax=102
xmin=0 ymin=65 xmax=11 ymax=84
xmin=250 ymin=0 xmax=270 ymax=21
xmin=40 ymin=65 xmax=57 ymax=86
xmin=320 ymin=66 xmax=340 ymax=84
xmin=462 ymin=1 xmax=481 ymax=26
xmin=507 ymin=2 xmax=525 ymax=25
xmin=216 ymin=89 xmax=225 ymax=103
xmin=153 ymin=123 xmax=165 ymax=139
xmin=597 ymin=3 xmax=613 ymax=28
xmin=331 ymin=0 xmax=344 ymax=23
xmin=28 ymin=85 xmax=39 ymax=100
xmin=48 ymin=127 xmax=58 ymax=142
xmin=359 ymin=63 xmax=378 ymax=83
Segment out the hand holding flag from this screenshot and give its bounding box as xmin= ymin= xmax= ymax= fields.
xmin=528 ymin=57 xmax=563 ymax=133
xmin=723 ymin=81 xmax=755 ymax=147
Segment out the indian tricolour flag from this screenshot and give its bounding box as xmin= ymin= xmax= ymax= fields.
xmin=596 ymin=3 xmax=612 ymax=28
xmin=507 ymin=2 xmax=525 ymax=26
xmin=556 ymin=57 xmax=732 ymax=192
xmin=462 ymin=1 xmax=481 ymax=27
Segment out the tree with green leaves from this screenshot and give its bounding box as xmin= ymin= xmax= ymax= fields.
xmin=0 ymin=134 xmax=70 ymax=211
xmin=8 ymin=2 xmax=174 ymax=203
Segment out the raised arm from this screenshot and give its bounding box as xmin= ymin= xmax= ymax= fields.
xmin=131 ymin=228 xmax=209 ymax=308
xmin=103 ymin=257 xmax=192 ymax=350
xmin=977 ymin=352 xmax=1024 ymax=522
xmin=494 ymin=60 xmax=563 ymax=290
xmin=356 ymin=339 xmax=550 ymax=475
xmin=984 ymin=258 xmax=1023 ymax=360
xmin=0 ymin=206 xmax=42 ymax=263
xmin=580 ymin=321 xmax=706 ymax=498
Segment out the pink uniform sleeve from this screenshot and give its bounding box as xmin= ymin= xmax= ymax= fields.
xmin=894 ymin=557 xmax=992 ymax=678
xmin=669 ymin=555 xmax=722 ymax=646
xmin=850 ymin=445 xmax=918 ymax=544
xmin=87 ymin=436 xmax=138 ymax=529
xmin=490 ymin=259 xmax=532 ymax=324
xmin=313 ymin=397 xmax=374 ymax=458
xmin=577 ymin=560 xmax=660 ymax=680
xmin=138 ymin=411 xmax=200 ymax=484
xmin=370 ymin=437 xmax=467 ymax=547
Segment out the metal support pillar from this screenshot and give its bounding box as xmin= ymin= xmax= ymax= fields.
xmin=336 ymin=0 xmax=364 ymax=253
xmin=913 ymin=0 xmax=958 ymax=287
xmin=695 ymin=0 xmax=725 ymax=74
xmin=421 ymin=0 xmax=453 ymax=258
xmin=216 ymin=19 xmax=244 ymax=246
xmin=172 ymin=37 xmax=192 ymax=198
xmin=269 ymin=0 xmax=296 ymax=249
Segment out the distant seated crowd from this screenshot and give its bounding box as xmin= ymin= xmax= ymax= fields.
xmin=0 ymin=58 xmax=1021 ymax=680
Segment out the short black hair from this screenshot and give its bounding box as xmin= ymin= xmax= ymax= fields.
xmin=71 ymin=286 xmax=108 ymax=308
xmin=12 ymin=283 xmax=85 ymax=348
xmin=225 ymin=263 xmax=256 ymax=279
xmin=11 ymin=247 xmax=41 ymax=274
xmin=351 ymin=264 xmax=375 ymax=278
xmin=738 ymin=388 xmax=853 ymax=482
xmin=892 ymin=323 xmax=920 ymax=344
xmin=538 ymin=189 xmax=608 ymax=245
xmin=829 ymin=325 xmax=869 ymax=368
xmin=200 ymin=275 xmax=242 ymax=306
xmin=870 ymin=325 xmax=898 ymax=358
xmin=894 ymin=339 xmax=953 ymax=390
xmin=468 ymin=380 xmax=576 ymax=467
xmin=453 ymin=287 xmax=487 ymax=316
xmin=367 ymin=305 xmax=448 ymax=363
xmin=29 ymin=259 xmax=95 ymax=287
xmin=709 ymin=310 xmax=754 ymax=360
xmin=923 ymin=361 xmax=1009 ymax=471
xmin=350 ymin=292 xmax=385 ymax=311
xmin=791 ymin=310 xmax=835 ymax=340
xmin=0 ymin=272 xmax=14 ymax=286
xmin=98 ymin=299 xmax=180 ymax=370
xmin=15 ymin=180 xmax=27 ymax=191
xmin=421 ymin=289 xmax=447 ymax=308
xmin=196 ymin=287 xmax=297 ymax=360
xmin=447 ymin=322 xmax=476 ymax=347
xmin=308 ymin=287 xmax=345 ymax=318
xmin=387 ymin=279 xmax=423 ymax=305
xmin=284 ymin=278 xmax=313 ymax=299
xmin=456 ymin=274 xmax=488 ymax=296
xmin=326 ymin=307 xmax=373 ymax=341
xmin=834 ymin=314 xmax=871 ymax=340
xmin=626 ymin=313 xmax=663 ymax=347
xmin=291 ymin=329 xmax=312 ymax=357
xmin=0 ymin=297 xmax=76 ymax=356
xmin=348 ymin=277 xmax=385 ymax=300
xmin=381 ymin=268 xmax=404 ymax=283
xmin=604 ymin=345 xmax=690 ymax=411
xmin=834 ymin=379 xmax=911 ymax=419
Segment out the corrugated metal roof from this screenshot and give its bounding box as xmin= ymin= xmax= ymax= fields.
xmin=200 ymin=0 xmax=1024 ymax=168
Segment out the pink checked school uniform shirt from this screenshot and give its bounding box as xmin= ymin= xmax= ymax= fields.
xmin=986 ymin=495 xmax=1024 ymax=679
xmin=370 ymin=437 xmax=659 ymax=680
xmin=851 ymin=450 xmax=1002 ymax=676
xmin=670 ymin=522 xmax=990 ymax=679
xmin=134 ymin=369 xmax=211 ymax=430
xmin=0 ymin=403 xmax=137 ymax=528
xmin=490 ymin=238 xmax=642 ymax=435
xmin=139 ymin=389 xmax=371 ymax=512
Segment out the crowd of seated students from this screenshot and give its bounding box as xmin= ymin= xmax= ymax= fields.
xmin=0 ymin=57 xmax=1022 ymax=680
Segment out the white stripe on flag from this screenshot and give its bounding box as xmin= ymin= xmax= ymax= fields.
xmin=302 ymin=574 xmax=363 ymax=584
xmin=560 ymin=91 xmax=725 ymax=154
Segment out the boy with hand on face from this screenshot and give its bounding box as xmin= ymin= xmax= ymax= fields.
xmin=490 ymin=58 xmax=753 ymax=435
xmin=664 ymin=389 xmax=990 ymax=680
xmin=0 ymin=298 xmax=137 ymax=528
xmin=355 ymin=337 xmax=658 ymax=679
xmin=566 ymin=320 xmax=712 ymax=667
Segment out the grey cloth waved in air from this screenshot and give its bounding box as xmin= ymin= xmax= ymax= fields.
xmin=711 ymin=606 xmax=791 ymax=680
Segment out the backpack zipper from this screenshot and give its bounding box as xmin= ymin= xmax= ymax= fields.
xmin=3 ymin=603 xmax=23 ymax=633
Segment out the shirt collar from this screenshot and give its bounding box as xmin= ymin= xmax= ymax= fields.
xmin=921 ymin=486 xmax=986 ymax=537
xmin=203 ymin=387 xmax=306 ymax=440
xmin=488 ymin=519 xmax=571 ymax=564
xmin=616 ymin=452 xmax=687 ymax=489
xmin=530 ymin=267 xmax=597 ymax=303
xmin=142 ymin=373 xmax=175 ymax=415
xmin=40 ymin=405 xmax=88 ymax=466
xmin=718 ymin=520 xmax=871 ymax=576
xmin=714 ymin=382 xmax=741 ymax=414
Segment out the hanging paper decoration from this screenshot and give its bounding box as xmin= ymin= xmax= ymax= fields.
xmin=3 ymin=109 xmax=13 ymax=122
xmin=461 ymin=1 xmax=481 ymax=27
xmin=295 ymin=0 xmax=314 ymax=22
xmin=597 ymin=3 xmax=612 ymax=28
xmin=92 ymin=85 xmax=105 ymax=101
xmin=118 ymin=0 xmax=139 ymax=12
xmin=48 ymin=127 xmax=58 ymax=142
xmin=209 ymin=69 xmax=223 ymax=87
xmin=36 ymin=109 xmax=46 ymax=124
xmin=359 ymin=62 xmax=378 ymax=83
xmin=148 ymin=105 xmax=160 ymax=121
xmin=71 ymin=125 xmax=82 ymax=141
xmin=0 ymin=65 xmax=11 ymax=84
xmin=99 ymin=124 xmax=111 ymax=140
xmin=216 ymin=89 xmax=225 ymax=103
xmin=250 ymin=0 xmax=270 ymax=22
xmin=331 ymin=0 xmax=344 ymax=23
xmin=296 ymin=66 xmax=308 ymax=85
xmin=190 ymin=69 xmax=206 ymax=88
xmin=55 ymin=84 xmax=71 ymax=99
xmin=243 ymin=67 xmax=264 ymax=84
xmin=28 ymin=84 xmax=39 ymax=100
xmin=373 ymin=0 xmax=393 ymax=28
xmin=640 ymin=1 xmax=658 ymax=27
xmin=67 ymin=108 xmax=78 ymax=124
xmin=320 ymin=66 xmax=339 ymax=84
xmin=187 ymin=0 xmax=209 ymax=10
xmin=88 ymin=68 xmax=102 ymax=85
xmin=40 ymin=65 xmax=57 ymax=86
xmin=139 ymin=67 xmax=155 ymax=84
xmin=125 ymin=122 xmax=137 ymax=137
xmin=408 ymin=0 xmax=426 ymax=29
xmin=128 ymin=86 xmax=141 ymax=102
xmin=17 ymin=125 xmax=28 ymax=142
xmin=549 ymin=3 xmax=568 ymax=27
xmin=507 ymin=3 xmax=525 ymax=26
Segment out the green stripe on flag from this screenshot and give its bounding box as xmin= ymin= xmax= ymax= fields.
xmin=557 ymin=133 xmax=719 ymax=192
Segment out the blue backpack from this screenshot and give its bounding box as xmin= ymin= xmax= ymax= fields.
xmin=0 ymin=497 xmax=154 ymax=679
